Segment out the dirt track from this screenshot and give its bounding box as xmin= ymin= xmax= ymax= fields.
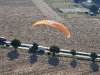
xmin=32 ymin=0 xmax=64 ymax=22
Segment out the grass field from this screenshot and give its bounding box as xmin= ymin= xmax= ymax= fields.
xmin=59 ymin=13 xmax=86 ymax=18
xmin=44 ymin=0 xmax=79 ymax=8
xmin=44 ymin=0 xmax=100 ymax=18
xmin=61 ymin=12 xmax=100 ymax=18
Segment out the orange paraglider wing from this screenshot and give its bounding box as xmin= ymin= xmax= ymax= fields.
xmin=32 ymin=20 xmax=53 ymax=27
xmin=32 ymin=20 xmax=70 ymax=38
xmin=52 ymin=23 xmax=70 ymax=38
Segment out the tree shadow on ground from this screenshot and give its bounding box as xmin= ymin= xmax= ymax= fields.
xmin=28 ymin=49 xmax=45 ymax=64
xmin=28 ymin=49 xmax=33 ymax=54
xmin=90 ymin=62 xmax=99 ymax=72
xmin=7 ymin=50 xmax=19 ymax=61
xmin=30 ymin=53 xmax=38 ymax=64
xmin=0 ymin=42 xmax=6 ymax=46
xmin=70 ymin=59 xmax=77 ymax=68
xmin=28 ymin=49 xmax=45 ymax=55
xmin=92 ymin=1 xmax=100 ymax=7
xmin=36 ymin=51 xmax=45 ymax=55
xmin=48 ymin=57 xmax=60 ymax=66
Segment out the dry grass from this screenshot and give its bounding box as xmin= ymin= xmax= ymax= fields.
xmin=0 ymin=0 xmax=100 ymax=74
xmin=0 ymin=48 xmax=100 ymax=75
xmin=0 ymin=0 xmax=100 ymax=53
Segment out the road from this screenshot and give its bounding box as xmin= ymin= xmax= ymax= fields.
xmin=3 ymin=41 xmax=100 ymax=60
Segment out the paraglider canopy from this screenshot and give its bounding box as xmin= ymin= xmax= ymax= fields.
xmin=32 ymin=20 xmax=70 ymax=38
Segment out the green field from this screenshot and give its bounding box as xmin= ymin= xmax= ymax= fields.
xmin=44 ymin=0 xmax=83 ymax=8
xmin=44 ymin=0 xmax=100 ymax=18
xmin=60 ymin=12 xmax=100 ymax=18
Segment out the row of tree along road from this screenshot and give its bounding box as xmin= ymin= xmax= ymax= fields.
xmin=0 ymin=37 xmax=99 ymax=63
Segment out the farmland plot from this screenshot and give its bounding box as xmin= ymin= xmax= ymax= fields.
xmin=0 ymin=0 xmax=100 ymax=54
xmin=0 ymin=48 xmax=100 ymax=75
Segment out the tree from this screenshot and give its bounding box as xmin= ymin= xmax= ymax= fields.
xmin=49 ymin=45 xmax=60 ymax=57
xmin=71 ymin=49 xmax=76 ymax=58
xmin=92 ymin=0 xmax=100 ymax=2
xmin=0 ymin=37 xmax=6 ymax=42
xmin=90 ymin=4 xmax=99 ymax=12
xmin=31 ymin=42 xmax=38 ymax=51
xmin=74 ymin=0 xmax=79 ymax=3
xmin=90 ymin=52 xmax=97 ymax=63
xmin=11 ymin=39 xmax=21 ymax=50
